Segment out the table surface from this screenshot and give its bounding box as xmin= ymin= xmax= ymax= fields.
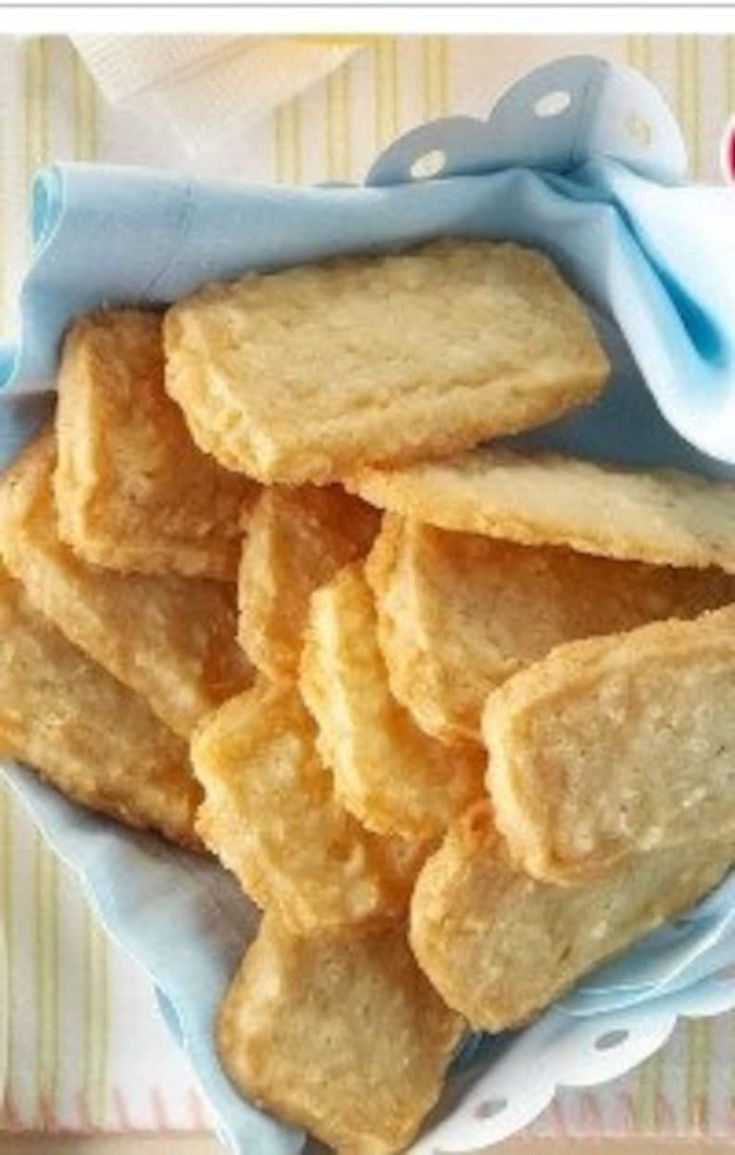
xmin=1 ymin=31 xmax=735 ymax=1151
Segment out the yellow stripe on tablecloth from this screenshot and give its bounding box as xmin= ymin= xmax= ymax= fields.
xmin=275 ymin=100 xmax=303 ymax=185
xmin=276 ymin=100 xmax=290 ymax=183
xmin=373 ymin=37 xmax=400 ymax=151
xmin=99 ymin=921 xmax=110 ymax=1124
xmin=325 ymin=70 xmax=336 ymax=181
xmin=35 ymin=845 xmax=59 ymax=1118
xmin=325 ymin=59 xmax=352 ymax=183
xmin=687 ymin=1017 xmax=711 ymax=1131
xmin=390 ymin=37 xmax=400 ymax=141
xmin=421 ymin=37 xmax=434 ymax=122
xmin=90 ymin=915 xmax=109 ymax=1123
xmin=689 ymin=37 xmax=702 ymax=178
xmin=33 ymin=844 xmax=43 ymax=1110
xmin=675 ymin=39 xmax=688 ymax=165
xmin=420 ymin=35 xmax=451 ymax=122
xmin=24 ymin=39 xmax=47 ymax=194
xmin=275 ymin=104 xmax=286 ymax=183
xmin=421 ymin=36 xmax=450 ymax=120
xmin=74 ymin=50 xmax=97 ymax=161
xmin=83 ymin=906 xmax=110 ymax=1123
xmin=49 ymin=853 xmax=60 ymax=1123
xmin=340 ymin=61 xmax=354 ymax=181
xmin=289 ymin=99 xmax=303 ymax=184
xmin=730 ymin=1010 xmax=735 ymax=1124
xmin=635 ymin=1042 xmax=663 ymax=1132
xmin=427 ymin=36 xmax=450 ymax=118
xmin=373 ymin=38 xmax=384 ymax=150
xmin=625 ymin=35 xmax=642 ymax=73
xmin=726 ymin=38 xmax=735 ymax=126
xmin=82 ymin=906 xmax=95 ymax=1121
xmin=626 ymin=34 xmax=654 ymax=79
xmin=439 ymin=36 xmax=450 ymax=117
xmin=342 ymin=60 xmax=354 ymax=180
xmin=677 ymin=36 xmax=702 ymax=178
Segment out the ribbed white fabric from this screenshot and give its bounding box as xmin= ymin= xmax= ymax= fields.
xmin=72 ymin=35 xmax=359 ymax=154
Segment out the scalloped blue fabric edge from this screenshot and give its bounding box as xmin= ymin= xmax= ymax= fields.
xmin=2 ymin=54 xmax=735 ymax=1153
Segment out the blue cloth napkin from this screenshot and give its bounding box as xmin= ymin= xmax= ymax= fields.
xmin=3 ymin=159 xmax=735 ymax=476
xmin=3 ymin=149 xmax=735 ymax=1153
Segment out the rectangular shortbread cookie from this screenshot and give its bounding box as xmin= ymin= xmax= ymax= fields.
xmin=410 ymin=802 xmax=734 ymax=1030
xmin=0 ymin=433 xmax=252 ymax=738
xmin=0 ymin=564 xmax=200 ymax=847
xmin=218 ymin=913 xmax=463 ymax=1155
xmin=367 ymin=516 xmax=735 ymax=744
xmin=483 ymin=606 xmax=735 ymax=882
xmin=164 ymin=240 xmax=608 ymax=484
xmin=351 ymin=447 xmax=735 ymax=573
xmin=55 ymin=309 xmax=257 ymax=580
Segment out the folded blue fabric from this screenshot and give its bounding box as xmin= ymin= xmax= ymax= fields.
xmin=2 ymin=157 xmax=735 ymax=476
xmin=3 ymin=58 xmax=735 ymax=1151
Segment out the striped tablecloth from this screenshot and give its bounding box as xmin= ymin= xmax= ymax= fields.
xmin=0 ymin=32 xmax=734 ymax=1141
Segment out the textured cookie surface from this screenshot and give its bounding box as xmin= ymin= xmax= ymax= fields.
xmin=238 ymin=484 xmax=379 ymax=680
xmin=0 ymin=433 xmax=253 ymax=738
xmin=483 ymin=606 xmax=735 ymax=882
xmin=217 ymin=913 xmax=463 ymax=1155
xmin=301 ymin=565 xmax=485 ymax=840
xmin=351 ymin=447 xmax=735 ymax=572
xmin=55 ymin=309 xmax=257 ymax=580
xmin=0 ymin=564 xmax=200 ymax=847
xmin=410 ymin=803 xmax=734 ymax=1030
xmin=191 ymin=681 xmax=426 ymax=933
xmin=164 ymin=240 xmax=607 ymax=484
xmin=367 ymin=516 xmax=735 ymax=744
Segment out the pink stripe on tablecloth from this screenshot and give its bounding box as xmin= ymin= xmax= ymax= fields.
xmin=113 ymin=1087 xmax=132 ymax=1132
xmin=150 ymin=1086 xmax=170 ymax=1131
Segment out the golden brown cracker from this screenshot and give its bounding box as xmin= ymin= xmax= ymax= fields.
xmin=217 ymin=913 xmax=463 ymax=1155
xmin=301 ymin=564 xmax=485 ymax=841
xmin=191 ymin=681 xmax=427 ymax=934
xmin=55 ymin=309 xmax=257 ymax=580
xmin=0 ymin=563 xmax=201 ymax=848
xmin=367 ymin=516 xmax=735 ymax=744
xmin=483 ymin=605 xmax=735 ymax=883
xmin=238 ymin=484 xmax=379 ymax=680
xmin=350 ymin=447 xmax=735 ymax=572
xmin=164 ymin=240 xmax=607 ymax=484
xmin=410 ymin=802 xmax=734 ymax=1031
xmin=0 ymin=433 xmax=253 ymax=739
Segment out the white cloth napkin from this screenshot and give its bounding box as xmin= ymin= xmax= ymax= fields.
xmin=72 ymin=35 xmax=361 ymax=155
